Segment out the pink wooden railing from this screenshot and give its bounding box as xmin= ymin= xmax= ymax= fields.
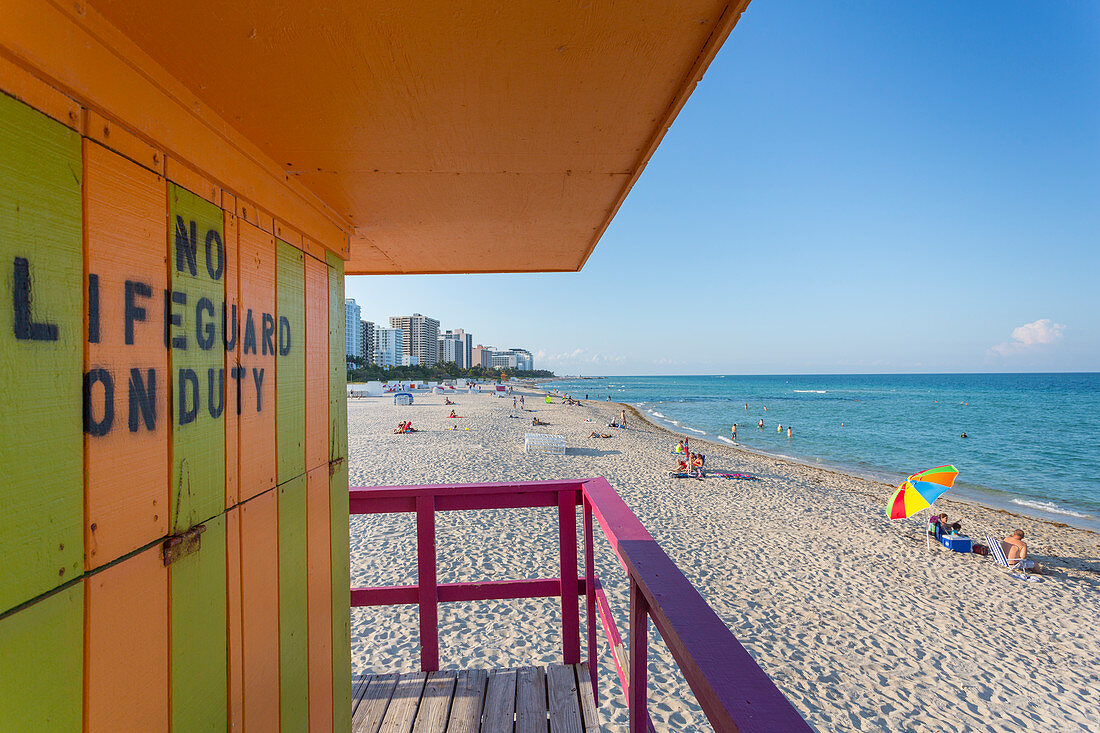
xmin=350 ymin=477 xmax=810 ymax=732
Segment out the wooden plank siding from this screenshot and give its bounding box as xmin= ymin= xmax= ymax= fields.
xmin=0 ymin=582 xmax=84 ymax=730
xmin=278 ymin=474 xmax=310 ymax=731
xmin=276 ymin=238 xmax=306 ymax=484
xmin=0 ymin=90 xmax=84 ymax=613
xmin=0 ymin=60 xmax=347 ymax=733
xmin=168 ymin=183 xmax=226 ymax=533
xmin=237 ymin=219 xmax=277 ymax=501
xmin=240 ymin=488 xmax=281 ymax=731
xmin=169 ymin=512 xmax=228 ymax=731
xmin=82 ymin=140 xmax=168 ymax=570
xmin=307 ymin=465 xmax=334 ymax=731
xmin=328 ymin=252 xmax=352 ymax=730
xmin=84 ymin=543 xmax=168 ymax=732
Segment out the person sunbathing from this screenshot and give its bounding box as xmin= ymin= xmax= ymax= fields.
xmin=1002 ymin=529 xmax=1041 ymax=572
xmin=393 ymin=421 xmax=418 ymax=434
xmin=532 ymin=417 xmax=548 ymax=426
xmin=589 ymin=431 xmax=612 ymax=438
xmin=448 ymin=410 xmax=459 ymax=418
xmin=444 ymin=398 xmax=455 ymax=405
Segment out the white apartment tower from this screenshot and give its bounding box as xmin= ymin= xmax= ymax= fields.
xmin=344 ymin=299 xmax=361 ymax=357
xmin=389 ymin=313 xmax=440 ymax=367
xmin=373 ymin=328 xmax=404 ymax=368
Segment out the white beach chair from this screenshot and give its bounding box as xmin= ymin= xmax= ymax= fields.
xmin=524 ymin=433 xmax=566 ymax=455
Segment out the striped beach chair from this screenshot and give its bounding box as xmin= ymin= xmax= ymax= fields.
xmin=986 ymin=535 xmax=1035 ymax=574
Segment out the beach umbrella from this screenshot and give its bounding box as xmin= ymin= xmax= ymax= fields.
xmin=888 ymin=465 xmax=959 ymax=550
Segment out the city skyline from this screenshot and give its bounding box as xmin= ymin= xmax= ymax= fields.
xmin=344 ymin=299 xmax=536 ymax=371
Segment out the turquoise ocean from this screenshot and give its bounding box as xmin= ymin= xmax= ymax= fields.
xmin=549 ymin=374 xmax=1100 ymax=532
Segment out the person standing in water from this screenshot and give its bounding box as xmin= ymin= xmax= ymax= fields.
xmin=758 ymin=419 xmax=764 ymax=429
xmin=787 ymin=426 xmax=792 ymax=438
xmin=777 ymin=423 xmax=783 ymax=433
xmin=731 ymin=424 xmax=738 ymax=441
xmin=744 ymin=403 xmax=749 ymax=410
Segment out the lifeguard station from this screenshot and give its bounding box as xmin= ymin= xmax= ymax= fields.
xmin=0 ymin=2 xmax=810 ymax=730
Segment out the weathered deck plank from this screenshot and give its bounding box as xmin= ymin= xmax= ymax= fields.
xmin=412 ymin=671 xmax=457 ymax=732
xmin=546 ymin=665 xmax=583 ymax=733
xmin=378 ymin=672 xmax=428 ymax=733
xmin=481 ymin=669 xmax=518 ymax=732
xmin=352 ymin=674 xmax=373 ymax=716
xmin=352 ymin=673 xmax=399 ymax=733
xmin=574 ymin=664 xmax=600 ymax=733
xmin=445 ymin=669 xmax=488 ymax=733
xmin=353 ymin=665 xmax=598 ymax=732
xmin=515 ymin=666 xmax=548 ymax=733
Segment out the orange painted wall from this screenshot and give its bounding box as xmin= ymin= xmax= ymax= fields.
xmin=238 ymin=220 xmax=277 ymax=502
xmin=84 ymin=543 xmax=168 ymax=731
xmin=240 ymin=489 xmax=281 ymax=732
xmin=225 ymin=506 xmax=244 ymax=731
xmin=82 ymin=140 xmax=168 ymax=570
xmin=224 ymin=207 xmax=241 ymax=509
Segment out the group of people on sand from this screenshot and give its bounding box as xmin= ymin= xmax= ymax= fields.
xmin=393 ymin=421 xmax=418 ymax=434
xmin=928 ymin=512 xmax=964 ymax=540
xmin=673 ymin=440 xmax=705 ymax=475
xmin=606 ymin=410 xmax=628 ymax=429
xmin=930 ymin=512 xmax=1042 ymax=572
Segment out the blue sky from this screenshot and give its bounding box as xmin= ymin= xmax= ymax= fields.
xmin=346 ymin=1 xmax=1100 ymax=375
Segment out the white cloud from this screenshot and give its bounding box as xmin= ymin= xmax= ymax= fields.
xmin=989 ymin=319 xmax=1066 ymax=357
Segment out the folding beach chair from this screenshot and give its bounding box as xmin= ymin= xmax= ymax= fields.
xmin=985 ymin=535 xmax=1039 ymax=578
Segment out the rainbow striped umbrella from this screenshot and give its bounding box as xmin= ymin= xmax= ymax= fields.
xmin=888 ymin=465 xmax=958 ymax=519
xmin=888 ymin=465 xmax=959 ymax=550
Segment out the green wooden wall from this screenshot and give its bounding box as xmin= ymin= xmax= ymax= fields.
xmin=0 ymin=91 xmax=84 ymax=614
xmin=276 ymin=239 xmax=305 ymax=484
xmin=168 ymin=184 xmax=226 ymax=533
xmin=328 ymin=252 xmax=352 ymax=730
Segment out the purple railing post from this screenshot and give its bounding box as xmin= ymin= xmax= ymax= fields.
xmin=628 ymin=580 xmax=648 ymax=732
xmin=583 ymin=494 xmax=598 ymax=701
xmin=558 ymin=489 xmax=580 ymax=665
xmin=416 ymin=494 xmax=439 ymax=671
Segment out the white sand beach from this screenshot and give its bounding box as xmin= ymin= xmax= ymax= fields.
xmin=347 ymin=387 xmax=1100 ymax=732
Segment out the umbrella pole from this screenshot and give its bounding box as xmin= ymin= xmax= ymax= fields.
xmin=926 ymin=500 xmax=934 ymax=552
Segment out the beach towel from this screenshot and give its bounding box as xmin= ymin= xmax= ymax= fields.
xmin=713 ymin=472 xmax=761 ymax=481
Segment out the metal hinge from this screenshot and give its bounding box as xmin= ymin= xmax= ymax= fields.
xmin=162 ymin=524 xmax=207 ymax=566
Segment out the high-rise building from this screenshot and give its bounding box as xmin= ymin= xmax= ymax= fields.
xmin=373 ymin=328 xmax=403 ymax=368
xmin=360 ymin=320 xmax=375 ymax=364
xmin=439 ymin=329 xmax=472 ymax=368
xmin=507 ymin=348 xmax=533 ymax=371
xmin=471 ymin=344 xmax=494 ymax=368
xmin=445 ymin=329 xmax=473 ymax=368
xmin=389 ymin=313 xmax=440 ymax=366
xmin=438 ymin=336 xmax=460 ymax=366
xmin=491 ymin=351 xmax=518 ymax=369
xmin=344 ymin=299 xmax=361 ymax=357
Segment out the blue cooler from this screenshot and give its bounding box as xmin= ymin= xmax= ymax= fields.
xmin=942 ymin=535 xmax=972 ymax=553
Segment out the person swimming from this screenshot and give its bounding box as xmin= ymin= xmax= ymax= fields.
xmin=960 ymin=432 xmax=968 ymax=438
xmin=757 ymin=419 xmax=764 ymax=429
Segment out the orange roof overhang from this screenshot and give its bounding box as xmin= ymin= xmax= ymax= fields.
xmin=15 ymin=1 xmax=751 ymax=274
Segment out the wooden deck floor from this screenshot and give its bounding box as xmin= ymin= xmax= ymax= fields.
xmin=351 ymin=663 xmax=601 ymax=732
